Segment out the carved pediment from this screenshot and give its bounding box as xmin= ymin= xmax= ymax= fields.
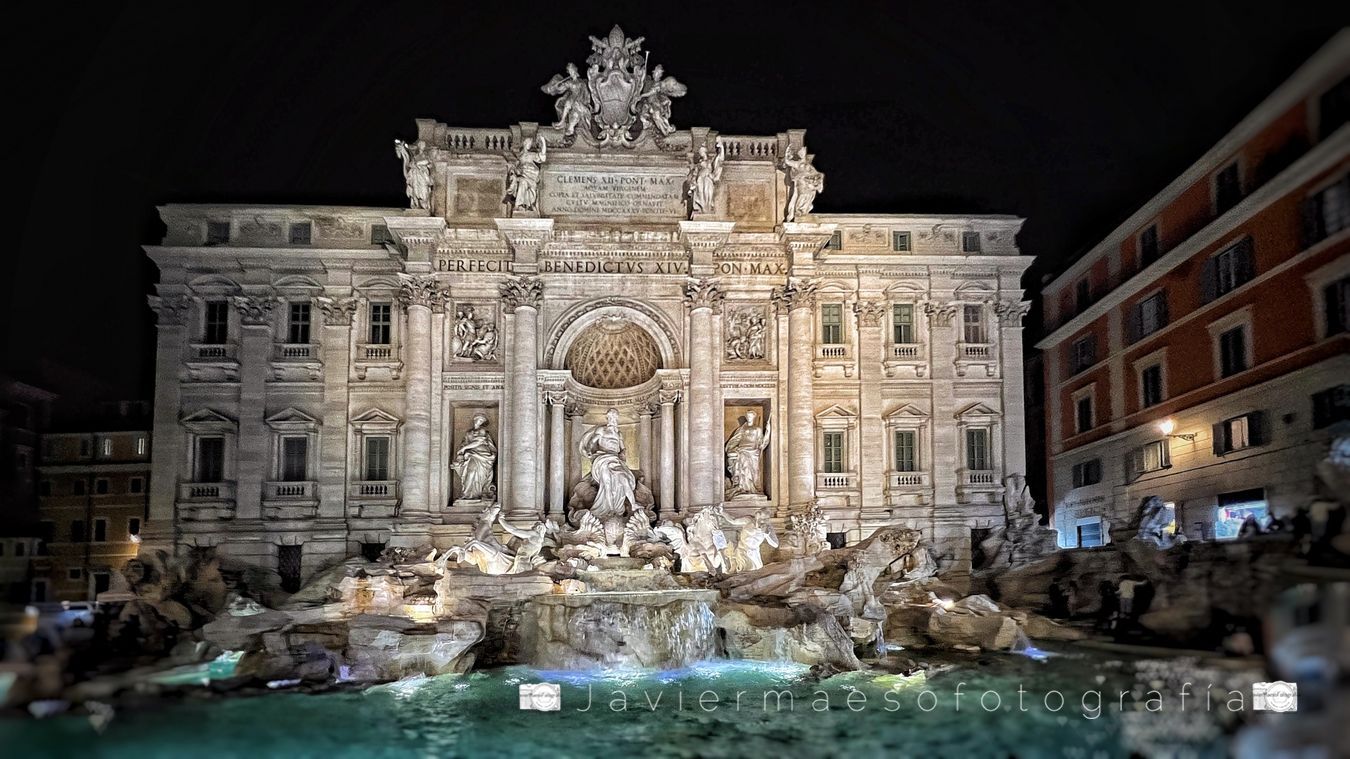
xmin=884 ymin=403 xmax=929 ymax=422
xmin=954 ymin=401 xmax=1000 ymax=420
xmin=265 ymin=407 xmax=322 ymax=431
xmin=181 ymin=408 xmax=237 ymax=432
xmin=351 ymin=408 xmax=402 ymax=431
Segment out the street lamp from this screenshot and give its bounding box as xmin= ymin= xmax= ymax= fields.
xmin=1157 ymin=418 xmax=1196 ymax=442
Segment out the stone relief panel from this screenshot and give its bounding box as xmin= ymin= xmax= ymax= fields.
xmin=452 ymin=177 xmax=506 ymax=218
xmin=724 ymin=306 xmax=768 ymax=362
xmin=449 ymin=303 xmax=500 ymax=363
xmin=726 ymin=182 xmax=773 ymax=223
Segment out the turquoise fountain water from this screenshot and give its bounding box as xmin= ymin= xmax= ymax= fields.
xmin=1 ymin=651 xmax=1245 ymax=757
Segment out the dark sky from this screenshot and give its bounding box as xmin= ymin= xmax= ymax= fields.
xmin=5 ymin=1 xmax=1344 ymax=401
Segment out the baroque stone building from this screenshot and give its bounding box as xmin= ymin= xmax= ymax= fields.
xmin=142 ymin=28 xmax=1033 ymax=585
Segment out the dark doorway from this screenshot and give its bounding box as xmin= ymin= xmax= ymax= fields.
xmin=278 ymin=545 xmax=303 ymax=593
xmin=360 ymin=542 xmax=386 ymax=562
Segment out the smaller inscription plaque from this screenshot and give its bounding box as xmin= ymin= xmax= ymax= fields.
xmin=541 ymin=168 xmax=686 ymax=218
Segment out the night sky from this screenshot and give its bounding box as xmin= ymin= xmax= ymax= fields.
xmin=5 ymin=1 xmax=1344 ymax=402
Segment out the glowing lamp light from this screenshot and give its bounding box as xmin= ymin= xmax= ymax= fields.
xmin=1157 ymin=419 xmax=1176 ymax=436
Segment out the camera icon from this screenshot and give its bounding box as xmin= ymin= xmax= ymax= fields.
xmin=1252 ymin=681 xmax=1298 ymax=712
xmin=519 ymin=683 xmax=561 ymax=711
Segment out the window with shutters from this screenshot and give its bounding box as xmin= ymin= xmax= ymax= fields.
xmin=1138 ymin=224 xmax=1160 ymax=267
xmin=1141 ymin=364 xmax=1164 ymax=408
xmin=962 ymin=305 xmax=987 ymax=344
xmin=820 ymin=304 xmax=844 ymax=344
xmin=1075 ymin=278 xmax=1093 ymax=314
xmin=1213 ymin=162 xmax=1243 ymax=215
xmin=892 ymin=231 xmax=911 ymax=251
xmin=1137 ymin=440 xmax=1170 ymax=473
xmin=961 ymin=231 xmax=982 ymax=252
xmin=1212 ymin=238 xmax=1255 ymax=298
xmin=965 ymin=428 xmax=990 ymax=471
xmin=280 ymin=437 xmax=308 ymax=482
xmin=195 ymin=436 xmax=225 ymax=482
xmin=892 ymin=304 xmax=915 ymax=344
xmin=1075 ymin=395 xmax=1094 ymax=434
xmin=1311 ymin=385 xmax=1350 ymax=429
xmin=1303 ymin=174 xmax=1350 ymax=248
xmin=1133 ymin=291 xmax=1169 ymax=342
xmin=1071 ymin=459 xmax=1102 ymax=488
xmin=893 ymin=430 xmax=917 ymax=472
xmin=1076 ymin=518 xmax=1105 ymax=548
xmin=1324 ymin=277 xmax=1349 ymax=336
xmin=822 ymin=432 xmax=845 ymax=474
xmin=1218 ymin=326 xmax=1248 ymax=377
xmin=1070 ymin=335 xmax=1096 ymax=374
xmin=287 ymin=302 xmax=311 ymax=344
xmin=1213 ymin=412 xmax=1263 ymax=454
xmin=364 ymin=436 xmax=391 ymax=480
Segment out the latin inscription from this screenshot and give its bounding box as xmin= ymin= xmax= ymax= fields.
xmin=541 ymin=170 xmax=685 ymax=218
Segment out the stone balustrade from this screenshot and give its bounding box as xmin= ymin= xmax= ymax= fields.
xmin=178 ymin=481 xmax=237 ymax=501
xmin=816 ymin=471 xmax=856 ymax=490
xmin=264 ymin=481 xmax=317 ymax=500
xmin=190 ymin=343 xmax=237 ymax=361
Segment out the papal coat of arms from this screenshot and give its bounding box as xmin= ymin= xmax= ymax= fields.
xmin=542 ymin=25 xmax=687 ymax=147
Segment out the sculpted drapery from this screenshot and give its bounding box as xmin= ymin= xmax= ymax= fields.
xmin=452 ymin=414 xmax=497 ymax=501
xmin=579 ymin=407 xmax=637 ymax=518
xmin=725 ymin=410 xmax=770 ymax=497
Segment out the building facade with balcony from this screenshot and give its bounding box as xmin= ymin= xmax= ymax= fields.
xmin=34 ymin=429 xmax=151 ymax=601
xmin=140 ymin=28 xmax=1034 ymax=588
xmin=1038 ymin=32 xmax=1350 ymax=547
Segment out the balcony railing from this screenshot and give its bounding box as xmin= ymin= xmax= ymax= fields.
xmin=887 ymin=471 xmax=931 ymax=489
xmin=959 ymin=343 xmax=993 ymax=359
xmin=349 ymin=480 xmax=398 ymax=499
xmin=265 ymin=481 xmax=316 ymax=500
xmin=815 ymin=472 xmax=856 ymax=490
xmin=189 ymin=343 xmax=237 ymax=361
xmin=358 ymin=344 xmax=395 ymax=360
xmin=962 ymin=470 xmax=997 ymax=487
xmin=178 ymin=481 xmax=237 ymax=501
xmin=890 ymin=344 xmax=921 ymax=359
xmin=274 ymin=343 xmax=317 ymax=360
xmin=816 ymin=345 xmax=849 ymax=360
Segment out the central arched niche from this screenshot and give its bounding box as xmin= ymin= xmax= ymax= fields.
xmin=564 ymin=316 xmax=662 ymax=389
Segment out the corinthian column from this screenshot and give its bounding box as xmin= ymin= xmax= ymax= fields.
xmin=547 ymin=391 xmax=567 ymax=516
xmin=774 ymin=279 xmax=818 ymax=509
xmin=398 ymin=276 xmax=447 ymax=518
xmin=996 ymin=300 xmax=1031 ymax=480
xmin=144 ymin=294 xmax=192 ymax=552
xmin=234 ymin=295 xmax=276 ymax=523
xmin=317 ymin=296 xmax=358 ymax=520
xmin=685 ymin=278 xmax=724 ymax=511
xmin=855 ymin=300 xmax=887 ymax=520
xmin=501 ymin=275 xmax=544 ymax=520
xmin=658 ymin=389 xmax=679 ymax=513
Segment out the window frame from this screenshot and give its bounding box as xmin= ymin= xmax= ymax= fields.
xmin=1207 ymin=306 xmax=1254 ymax=381
xmin=368 ymin=302 xmax=393 ymax=345
xmin=288 ymin=221 xmax=313 ymax=245
xmin=363 ymin=435 xmax=392 ymax=481
xmin=1212 ymin=160 xmax=1244 ymax=216
xmin=206 ymin=221 xmax=231 ymax=245
xmin=962 ymin=304 xmax=988 ymax=344
xmin=1071 ymin=458 xmax=1102 ymax=489
xmin=965 ymin=427 xmax=991 ymax=471
xmin=822 ymin=431 xmax=845 ymax=474
xmin=287 ymin=301 xmax=312 ymax=345
xmin=893 ymin=429 xmax=918 ymax=473
xmin=891 ymin=230 xmax=912 ymax=252
xmin=1069 ymin=334 xmax=1097 ymax=374
xmin=961 ymin=230 xmax=982 ymax=253
xmin=891 ymin=303 xmax=916 ymax=344
xmin=203 ymin=300 xmax=231 ymax=344
xmin=1071 ymin=384 xmax=1096 ymax=435
xmin=820 ymin=303 xmax=845 ymax=345
xmin=1137 ymin=222 xmax=1160 ymax=267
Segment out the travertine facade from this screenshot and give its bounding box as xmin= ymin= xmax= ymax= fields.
xmin=142 ymin=28 xmax=1033 ymax=584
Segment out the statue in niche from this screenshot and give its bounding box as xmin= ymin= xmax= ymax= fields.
xmin=728 ymin=508 xmax=779 ymax=572
xmin=504 ymin=136 xmax=546 ymax=213
xmin=725 ymin=410 xmax=771 ymax=498
xmin=394 ymin=139 xmax=433 ymax=210
xmin=725 ymin=308 xmax=766 ymax=361
xmin=451 ymin=414 xmax=497 ymax=502
xmin=781 ymin=146 xmax=824 ymax=222
xmin=577 ymin=407 xmax=637 ymax=519
xmin=541 ymin=62 xmax=593 ymax=140
xmin=451 ymin=306 xmax=498 ymax=362
xmin=635 ymin=65 xmax=686 ymax=137
xmin=685 ymin=140 xmax=725 ymax=215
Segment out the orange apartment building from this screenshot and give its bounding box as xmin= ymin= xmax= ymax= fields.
xmin=1038 ymin=32 xmax=1349 ymax=547
xmin=33 ymin=427 xmax=151 ymax=601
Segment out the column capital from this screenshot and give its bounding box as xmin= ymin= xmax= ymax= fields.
xmin=923 ymin=300 xmax=959 ymax=328
xmin=147 ymin=294 xmax=192 ymax=326
xmin=638 ymin=401 xmax=658 ymax=418
xmin=500 ymin=275 xmax=545 ymax=311
xmin=853 ymin=299 xmax=887 ymax=328
xmin=684 ymin=277 xmax=725 ymax=312
xmin=658 ymin=388 xmax=682 ymax=405
xmin=544 ymin=389 xmax=569 ymax=406
xmin=398 ymin=274 xmax=451 ymax=312
xmin=771 ymin=278 xmax=819 ymax=314
xmin=317 ymin=296 xmax=359 ymax=326
xmin=232 ymin=295 xmax=277 ymax=327
xmin=994 ymin=299 xmax=1031 ymax=327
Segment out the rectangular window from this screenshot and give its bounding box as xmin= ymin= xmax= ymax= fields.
xmin=966 ymin=428 xmax=990 ymax=471
xmin=1219 ymin=326 xmax=1248 ymax=377
xmin=1070 ymin=336 xmax=1097 ymax=374
xmin=1076 ymin=279 xmax=1093 ymax=313
xmin=961 ymin=231 xmax=982 ymax=252
xmin=893 ymin=430 xmax=917 ymax=472
xmin=892 ymin=231 xmax=911 ymax=251
xmin=1138 ymin=224 xmax=1159 ymax=266
xmin=1216 ymin=414 xmax=1251 ymax=453
xmin=128 ymin=517 xmax=141 ymax=537
xmin=1214 ymin=162 xmax=1242 ymax=214
xmin=288 ymin=302 xmax=312 ymax=344
xmin=289 ymin=222 xmax=312 ymax=245
xmin=204 ymin=300 xmax=230 ymax=344
xmin=278 ymin=544 xmax=303 ymax=594
xmin=1135 ymin=291 xmax=1169 ymax=341
xmin=1075 ymin=395 xmax=1094 ymax=434
xmin=72 ymin=480 xmax=86 ymax=496
xmin=1203 ymin=238 xmax=1255 ymax=303
xmin=364 ymin=436 xmax=391 ymax=480
xmin=68 ymin=567 xmax=83 ymax=581
xmin=281 ymin=437 xmax=308 ymax=482
xmin=129 ymin=476 xmax=144 ymax=494
xmin=369 ymin=303 xmax=392 ymax=345
xmin=70 ymin=520 xmax=86 ymax=542
xmin=822 ymin=432 xmax=845 ymax=474
xmin=94 ymin=478 xmax=110 ymax=495
xmin=824 ymin=230 xmax=842 ymax=250
xmin=93 ymin=518 xmax=108 ymax=543
xmin=79 ymin=438 xmax=91 ymax=458
xmin=136 ymin=435 xmax=147 ymax=456
xmin=1312 ymin=385 xmax=1350 ymax=429
xmin=195 ymin=436 xmax=225 ymax=483
xmin=1077 ymin=520 xmax=1104 ymax=548
xmin=892 ymin=304 xmax=915 ymax=344
xmin=1071 ymin=459 xmax=1103 ymax=488
xmin=1140 ymin=440 xmax=1170 ymax=472
xmin=820 ymin=304 xmax=844 ymax=344
xmin=1302 ymin=174 xmax=1349 ymax=247
xmin=206 ymin=221 xmax=231 ymax=245
xmin=962 ymin=305 xmax=987 ymax=343
xmin=1141 ymin=364 xmax=1164 ymax=408
xmin=1325 ymin=277 xmax=1349 ymax=336
xmin=99 ymin=438 xmax=113 ymax=458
